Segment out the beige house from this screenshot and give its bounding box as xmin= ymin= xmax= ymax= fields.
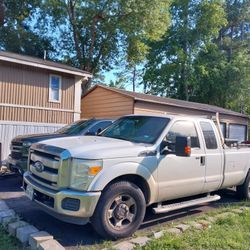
xmin=81 ymin=84 xmax=249 ymax=142
xmin=0 ymin=51 xmax=92 ymax=160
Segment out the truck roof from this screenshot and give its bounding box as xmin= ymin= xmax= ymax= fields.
xmin=123 ymin=114 xmax=214 ymax=122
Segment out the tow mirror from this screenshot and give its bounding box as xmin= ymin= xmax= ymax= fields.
xmin=175 ymin=136 xmax=191 ymax=157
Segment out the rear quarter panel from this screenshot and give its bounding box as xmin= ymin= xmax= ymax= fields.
xmin=222 ymin=148 xmax=250 ymax=188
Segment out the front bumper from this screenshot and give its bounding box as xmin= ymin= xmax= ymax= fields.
xmin=7 ymin=155 xmax=27 ymax=174
xmin=23 ymin=172 xmax=101 ymax=225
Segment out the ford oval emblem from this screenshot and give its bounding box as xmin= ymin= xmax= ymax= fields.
xmin=34 ymin=161 xmax=44 ymax=173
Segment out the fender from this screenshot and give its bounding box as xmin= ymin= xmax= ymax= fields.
xmin=87 ymin=161 xmax=158 ymax=204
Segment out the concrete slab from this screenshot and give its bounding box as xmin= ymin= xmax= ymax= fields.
xmin=166 ymin=228 xmax=181 ymax=235
xmin=0 ymin=209 xmax=15 ymax=223
xmin=198 ymin=220 xmax=211 ymax=228
xmin=189 ymin=221 xmax=203 ymax=230
xmin=16 ymin=225 xmax=39 ymax=244
xmin=154 ymin=230 xmax=165 ymax=239
xmin=2 ymin=214 xmax=18 ymax=227
xmin=232 ymin=209 xmax=244 ymax=214
xmin=113 ymin=241 xmax=135 ymax=250
xmin=0 ymin=200 xmax=8 ymax=211
xmin=8 ymin=220 xmax=29 ymax=236
xmin=130 ymin=236 xmax=151 ymax=246
xmin=29 ymin=231 xmax=54 ymax=250
xmin=176 ymin=224 xmax=190 ymax=232
xmin=38 ymin=239 xmax=65 ymax=250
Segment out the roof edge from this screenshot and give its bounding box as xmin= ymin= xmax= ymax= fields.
xmin=0 ymin=54 xmax=92 ymax=78
xmin=83 ymin=84 xmax=249 ymax=119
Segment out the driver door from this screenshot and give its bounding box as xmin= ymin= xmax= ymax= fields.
xmin=157 ymin=120 xmax=206 ymax=201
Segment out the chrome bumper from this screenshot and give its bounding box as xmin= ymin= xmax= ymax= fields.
xmin=23 ymin=172 xmax=101 ymax=225
xmin=7 ymin=155 xmax=27 ymax=174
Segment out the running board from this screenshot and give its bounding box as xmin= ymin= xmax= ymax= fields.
xmin=153 ymin=195 xmax=221 ymax=214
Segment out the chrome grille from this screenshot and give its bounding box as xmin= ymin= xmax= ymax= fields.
xmin=29 ymin=150 xmax=61 ymax=189
xmin=10 ymin=141 xmax=23 ymax=159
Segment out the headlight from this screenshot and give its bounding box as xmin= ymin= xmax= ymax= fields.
xmin=70 ymin=159 xmax=103 ymax=191
xmin=22 ymin=142 xmax=32 ymax=155
xmin=23 ymin=142 xmax=32 ymax=147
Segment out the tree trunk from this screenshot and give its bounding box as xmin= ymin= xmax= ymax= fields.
xmin=132 ymin=66 xmax=136 ymax=92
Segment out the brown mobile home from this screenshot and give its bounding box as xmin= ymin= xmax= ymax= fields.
xmin=0 ymin=51 xmax=92 ymax=160
xmin=81 ymin=85 xmax=249 ymax=142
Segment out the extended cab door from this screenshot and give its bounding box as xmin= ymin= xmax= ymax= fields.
xmin=157 ymin=120 xmax=206 ymax=201
xmin=199 ymin=121 xmax=224 ymax=192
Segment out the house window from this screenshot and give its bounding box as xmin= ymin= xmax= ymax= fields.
xmin=49 ymin=75 xmax=61 ymax=102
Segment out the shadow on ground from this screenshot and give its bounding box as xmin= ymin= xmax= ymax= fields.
xmin=0 ymin=175 xmax=240 ymax=249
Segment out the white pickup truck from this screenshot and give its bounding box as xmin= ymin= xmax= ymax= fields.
xmin=23 ymin=115 xmax=250 ymax=239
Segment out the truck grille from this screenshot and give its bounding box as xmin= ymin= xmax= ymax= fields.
xmin=10 ymin=141 xmax=23 ymax=159
xmin=29 ymin=150 xmax=61 ymax=189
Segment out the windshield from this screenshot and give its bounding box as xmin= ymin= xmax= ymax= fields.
xmin=101 ymin=116 xmax=170 ymax=144
xmin=56 ymin=119 xmax=95 ymax=135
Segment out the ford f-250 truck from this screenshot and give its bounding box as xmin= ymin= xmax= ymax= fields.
xmin=23 ymin=115 xmax=250 ymax=239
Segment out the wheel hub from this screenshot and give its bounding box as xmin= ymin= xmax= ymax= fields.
xmin=114 ymin=203 xmax=129 ymax=220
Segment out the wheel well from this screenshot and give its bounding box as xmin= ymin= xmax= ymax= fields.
xmin=103 ymin=175 xmax=151 ymax=204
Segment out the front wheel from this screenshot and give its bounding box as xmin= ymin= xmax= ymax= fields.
xmin=91 ymin=181 xmax=146 ymax=240
xmin=236 ymin=171 xmax=250 ymax=200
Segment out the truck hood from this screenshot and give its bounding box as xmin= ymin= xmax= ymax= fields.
xmin=13 ymin=133 xmax=68 ymax=144
xmin=38 ymin=136 xmax=151 ymax=159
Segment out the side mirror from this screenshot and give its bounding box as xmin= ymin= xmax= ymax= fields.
xmin=85 ymin=131 xmax=96 ymax=136
xmin=160 ymin=141 xmax=170 ymax=155
xmin=97 ymin=128 xmax=102 ymax=135
xmin=175 ymin=136 xmax=191 ymax=157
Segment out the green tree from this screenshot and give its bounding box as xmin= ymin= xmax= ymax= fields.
xmin=143 ymin=0 xmax=227 ymax=101
xmin=37 ymin=0 xmax=171 ymax=93
xmin=0 ymin=1 xmax=53 ymax=58
xmin=193 ymin=0 xmax=250 ymax=110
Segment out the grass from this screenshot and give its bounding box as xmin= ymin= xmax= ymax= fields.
xmin=139 ymin=203 xmax=250 ymax=250
xmin=0 ymin=226 xmax=25 ymax=250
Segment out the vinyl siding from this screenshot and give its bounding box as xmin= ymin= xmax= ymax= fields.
xmin=81 ymin=87 xmax=134 ymax=119
xmin=0 ymin=121 xmax=64 ymax=160
xmin=0 ymin=61 xmax=75 ymax=124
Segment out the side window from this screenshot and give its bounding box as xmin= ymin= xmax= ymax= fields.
xmin=220 ymin=123 xmax=226 ymax=138
xmin=200 ymin=122 xmax=218 ymax=149
xmin=88 ymin=121 xmax=112 ymax=134
xmin=49 ymin=75 xmax=61 ymax=102
xmin=165 ymin=121 xmax=200 ymax=152
xmin=229 ymin=124 xmax=246 ymax=142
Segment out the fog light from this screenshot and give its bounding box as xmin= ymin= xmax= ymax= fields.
xmin=61 ymin=198 xmax=80 ymax=211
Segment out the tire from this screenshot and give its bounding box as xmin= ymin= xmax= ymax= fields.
xmin=91 ymin=181 xmax=146 ymax=240
xmin=236 ymin=171 xmax=250 ymax=200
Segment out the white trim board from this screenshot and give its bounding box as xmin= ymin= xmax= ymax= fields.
xmin=0 ymin=55 xmax=92 ymax=78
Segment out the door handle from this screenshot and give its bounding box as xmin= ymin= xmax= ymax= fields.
xmin=200 ymin=156 xmax=206 ymax=166
xmin=195 ymin=156 xmax=205 ymax=166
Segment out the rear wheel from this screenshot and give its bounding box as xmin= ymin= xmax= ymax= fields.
xmin=91 ymin=181 xmax=146 ymax=240
xmin=236 ymin=171 xmax=250 ymax=200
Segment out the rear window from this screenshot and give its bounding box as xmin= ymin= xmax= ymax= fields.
xmin=200 ymin=122 xmax=218 ymax=149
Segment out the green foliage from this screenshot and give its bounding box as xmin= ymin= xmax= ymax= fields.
xmin=37 ymin=0 xmax=171 ymax=75
xmin=140 ymin=208 xmax=250 ymax=250
xmin=143 ymin=0 xmax=250 ymax=115
xmin=143 ymin=0 xmax=227 ymax=101
xmin=0 ymin=226 xmax=25 ymax=250
xmin=0 ymin=1 xmax=53 ymax=58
